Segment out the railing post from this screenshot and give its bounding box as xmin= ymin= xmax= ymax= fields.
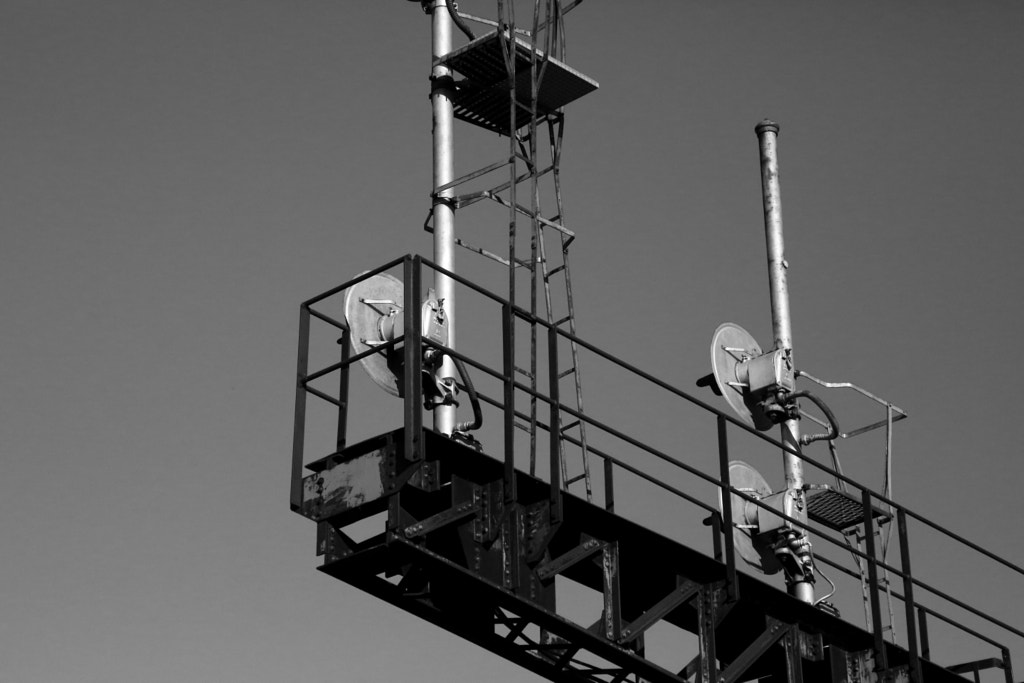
xmin=291 ymin=305 xmax=311 ymax=511
xmin=403 ymin=256 xmax=423 ymax=462
xmin=502 ymin=303 xmax=516 ymax=504
xmin=704 ymin=512 xmax=724 ymax=562
xmin=547 ymin=324 xmax=562 ymax=523
xmin=862 ymin=488 xmax=888 ymax=672
xmin=717 ymin=415 xmax=738 ymax=602
xmin=1000 ymin=646 xmax=1013 ymax=683
xmin=335 ymin=328 xmax=351 ymax=453
xmin=604 ymin=457 xmax=615 ymax=513
xmin=917 ymin=606 xmax=930 ymax=661
xmin=897 ymin=509 xmax=922 ymax=683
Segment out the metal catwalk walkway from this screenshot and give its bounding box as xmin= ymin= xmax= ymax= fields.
xmin=290 ymin=257 xmax=1022 ymax=683
xmin=299 ymin=428 xmax=966 ymax=683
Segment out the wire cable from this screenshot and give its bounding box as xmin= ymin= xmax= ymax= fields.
xmin=814 ymin=563 xmax=837 ymax=606
xmin=446 ymin=1 xmax=476 ymax=41
xmin=453 ymin=356 xmax=483 ymax=431
xmin=791 ymin=390 xmax=840 ymax=445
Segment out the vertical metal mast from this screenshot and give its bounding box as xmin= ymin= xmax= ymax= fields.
xmin=420 ymin=0 xmax=595 ymax=499
xmin=431 ymin=0 xmax=456 ymax=435
xmin=755 ymin=119 xmax=813 ymax=604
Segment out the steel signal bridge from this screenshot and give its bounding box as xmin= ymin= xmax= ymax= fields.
xmin=289 ymin=2 xmax=1023 ymax=682
xmin=290 ymin=259 xmax=1024 ymax=683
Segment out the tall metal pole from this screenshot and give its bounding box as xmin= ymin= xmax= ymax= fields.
xmin=431 ymin=0 xmax=456 ymax=435
xmin=755 ymin=119 xmax=813 ymax=604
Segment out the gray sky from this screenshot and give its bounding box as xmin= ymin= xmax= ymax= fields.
xmin=4 ymin=1 xmax=1023 ymax=681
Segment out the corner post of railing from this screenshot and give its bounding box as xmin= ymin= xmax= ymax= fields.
xmin=897 ymin=508 xmax=922 ymax=683
xmin=917 ymin=607 xmax=930 ymax=662
xmin=717 ymin=415 xmax=738 ymax=602
xmin=403 ymin=256 xmax=423 ymax=462
xmin=502 ymin=303 xmax=516 ymax=504
xmin=335 ymin=328 xmax=352 ymax=453
xmin=598 ymin=389 xmax=614 ymax=511
xmin=547 ymin=324 xmax=562 ymax=523
xmin=290 ymin=304 xmax=311 ymax=511
xmin=604 ymin=456 xmax=615 ymax=513
xmin=704 ymin=512 xmax=724 ymax=562
xmin=862 ymin=488 xmax=888 ymax=672
xmin=999 ymin=646 xmax=1013 ymax=683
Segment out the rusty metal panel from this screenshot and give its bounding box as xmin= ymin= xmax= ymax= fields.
xmin=521 ymin=499 xmax=553 ymax=561
xmin=798 ymin=630 xmax=824 ymax=662
xmin=472 ymin=478 xmax=505 ymax=544
xmin=299 ymin=447 xmax=387 ymax=521
xmin=829 ymin=647 xmax=911 ymax=683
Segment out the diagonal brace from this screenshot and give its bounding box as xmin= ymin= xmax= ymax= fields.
xmin=536 ymin=537 xmax=604 ymax=580
xmin=678 ymin=654 xmax=701 ymax=681
xmin=618 ymin=580 xmax=700 ymax=644
xmin=402 ymin=499 xmax=481 ymax=538
xmin=718 ymin=618 xmax=790 ymax=683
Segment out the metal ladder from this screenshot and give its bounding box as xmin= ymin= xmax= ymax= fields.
xmin=535 ymin=121 xmax=592 ymax=501
xmin=432 ymin=0 xmax=596 ymax=501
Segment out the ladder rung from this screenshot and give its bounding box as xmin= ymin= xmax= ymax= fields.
xmin=560 ymin=420 xmax=580 ymax=433
xmin=451 ymin=237 xmax=512 ymax=267
xmin=554 ymin=315 xmax=572 ymax=326
xmin=514 ymin=421 xmax=532 ymax=433
xmin=565 ymin=473 xmax=587 ymax=485
xmin=514 ymin=257 xmax=534 ymax=270
xmin=515 ymin=366 xmax=534 ymax=379
xmin=545 ymin=264 xmax=566 ymax=279
xmin=558 ymin=366 xmax=577 ymax=379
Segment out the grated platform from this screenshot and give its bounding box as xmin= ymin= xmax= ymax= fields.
xmin=440 ymin=31 xmax=598 ymax=135
xmin=806 ymin=488 xmax=890 ymax=532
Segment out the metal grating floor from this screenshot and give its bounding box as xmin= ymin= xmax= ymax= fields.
xmin=440 ymin=31 xmax=598 ymax=136
xmin=806 ymin=488 xmax=890 ymax=532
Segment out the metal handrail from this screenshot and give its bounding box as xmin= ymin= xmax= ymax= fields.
xmin=292 ymin=254 xmax=1023 ymax=672
xmin=305 ymin=253 xmax=1024 ymax=577
xmin=423 ymin=257 xmax=1024 ymax=581
xmin=425 ymin=334 xmax=1024 ymax=643
xmin=301 ymin=255 xmax=407 ymax=308
xmin=796 ymin=369 xmax=908 ymax=439
xmin=422 ymin=259 xmax=906 ymax=507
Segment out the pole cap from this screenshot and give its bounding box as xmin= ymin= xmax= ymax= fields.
xmin=755 ymin=119 xmax=780 ymax=136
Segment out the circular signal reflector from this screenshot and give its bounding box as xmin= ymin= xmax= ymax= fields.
xmin=343 ymin=272 xmax=404 ymax=397
xmin=710 ymin=323 xmax=772 ymax=431
xmin=723 ymin=460 xmax=783 ymax=575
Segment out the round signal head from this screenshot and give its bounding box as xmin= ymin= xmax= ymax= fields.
xmin=710 ymin=323 xmax=772 ymax=431
xmin=723 ymin=460 xmax=783 ymax=575
xmin=343 ymin=272 xmax=404 ymax=397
